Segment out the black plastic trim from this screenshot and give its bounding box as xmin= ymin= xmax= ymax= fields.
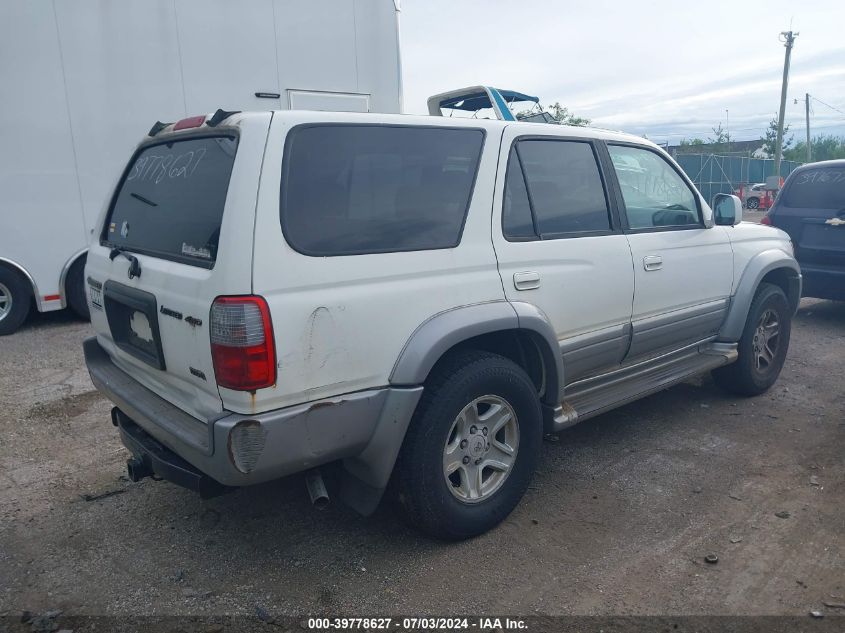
xmin=103 ymin=281 xmax=166 ymax=371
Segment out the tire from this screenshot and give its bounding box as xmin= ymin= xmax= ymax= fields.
xmin=0 ymin=266 xmax=32 ymax=336
xmin=746 ymin=197 xmax=760 ymax=210
xmin=394 ymin=350 xmax=543 ymax=540
xmin=712 ymin=283 xmax=791 ymax=396
xmin=66 ymin=256 xmax=90 ymax=321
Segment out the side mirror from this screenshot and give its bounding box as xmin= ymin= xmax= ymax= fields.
xmin=713 ymin=193 xmax=743 ymax=226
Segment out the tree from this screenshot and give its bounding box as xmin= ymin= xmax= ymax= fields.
xmin=760 ymin=114 xmax=793 ymax=158
xmin=708 ymin=123 xmax=732 ymax=154
xmin=543 ymin=102 xmax=591 ymax=126
xmin=677 ymin=138 xmax=706 ymax=154
xmin=783 ymin=134 xmax=845 ymax=162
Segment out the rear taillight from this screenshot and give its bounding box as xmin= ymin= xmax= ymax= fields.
xmin=210 ymin=296 xmax=276 ymax=391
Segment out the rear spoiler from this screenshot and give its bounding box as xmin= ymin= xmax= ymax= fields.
xmin=147 ymin=109 xmax=241 ymax=137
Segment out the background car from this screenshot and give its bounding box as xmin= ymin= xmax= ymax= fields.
xmin=762 ymin=159 xmax=845 ymax=301
xmin=735 ymin=182 xmax=774 ymax=210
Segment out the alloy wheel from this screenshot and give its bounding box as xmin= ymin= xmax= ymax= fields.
xmin=442 ymin=395 xmax=519 ymax=503
xmin=752 ymin=308 xmax=780 ymax=372
xmin=0 ymin=282 xmax=12 ymax=323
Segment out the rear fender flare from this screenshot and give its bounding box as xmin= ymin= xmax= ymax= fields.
xmin=389 ymin=301 xmax=563 ymax=405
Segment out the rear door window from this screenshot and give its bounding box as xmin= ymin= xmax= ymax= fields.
xmin=783 ymin=167 xmax=845 ymax=209
xmin=502 ymin=139 xmax=612 ymax=239
xmin=280 ymin=125 xmax=485 ymax=256
xmin=104 ymin=135 xmax=238 ymax=268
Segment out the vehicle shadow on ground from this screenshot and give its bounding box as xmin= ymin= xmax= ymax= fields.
xmin=794 ymin=297 xmax=845 ymax=326
xmin=118 ymin=363 xmax=750 ymax=557
xmin=15 ymin=307 xmax=85 ymax=333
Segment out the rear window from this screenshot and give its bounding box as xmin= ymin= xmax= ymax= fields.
xmin=280 ymin=125 xmax=485 ymax=256
xmin=783 ymin=167 xmax=845 ymax=210
xmin=104 ymin=135 xmax=238 ymax=268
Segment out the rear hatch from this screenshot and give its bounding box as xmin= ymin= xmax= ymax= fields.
xmin=772 ymin=164 xmax=845 ymax=269
xmin=86 ymin=112 xmax=272 ymax=421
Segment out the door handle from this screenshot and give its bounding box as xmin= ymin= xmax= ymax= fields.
xmin=513 ymin=271 xmax=541 ymax=290
xmin=643 ymin=255 xmax=663 ymax=271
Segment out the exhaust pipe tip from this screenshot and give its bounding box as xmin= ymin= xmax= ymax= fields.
xmin=305 ymin=469 xmax=330 ymax=510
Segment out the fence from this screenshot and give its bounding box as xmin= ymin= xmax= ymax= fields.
xmin=675 ymin=154 xmax=803 ymax=204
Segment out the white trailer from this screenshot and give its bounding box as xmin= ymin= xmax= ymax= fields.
xmin=0 ymin=0 xmax=403 ymax=334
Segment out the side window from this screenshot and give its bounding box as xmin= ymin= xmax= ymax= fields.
xmin=281 ymin=125 xmax=484 ymax=256
xmin=502 ymin=139 xmax=612 ymax=240
xmin=608 ymin=145 xmax=700 ymax=230
xmin=502 ymin=150 xmax=535 ymax=239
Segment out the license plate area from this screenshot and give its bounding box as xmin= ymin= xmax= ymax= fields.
xmin=103 ymin=281 xmax=166 ymax=370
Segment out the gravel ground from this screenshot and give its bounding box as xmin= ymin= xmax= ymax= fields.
xmin=0 ymin=297 xmax=843 ymax=620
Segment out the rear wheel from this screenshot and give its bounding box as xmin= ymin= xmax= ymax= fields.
xmin=66 ymin=256 xmax=90 ymax=321
xmin=746 ymin=197 xmax=760 ymax=210
xmin=712 ymin=283 xmax=791 ymax=396
xmin=394 ymin=350 xmax=543 ymax=540
xmin=0 ymin=267 xmax=32 ymax=336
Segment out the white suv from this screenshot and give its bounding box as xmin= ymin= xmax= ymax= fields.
xmin=84 ymin=109 xmax=801 ymax=539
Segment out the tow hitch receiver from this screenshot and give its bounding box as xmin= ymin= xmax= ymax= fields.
xmin=111 ymin=407 xmax=230 ymax=499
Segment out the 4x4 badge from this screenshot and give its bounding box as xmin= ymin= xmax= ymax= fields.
xmin=824 ymin=217 xmax=845 ymax=226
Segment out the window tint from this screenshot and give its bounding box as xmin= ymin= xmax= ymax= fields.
xmin=505 ymin=140 xmax=611 ymax=237
xmin=281 ymin=125 xmax=484 ymax=256
xmin=783 ymin=167 xmax=845 ymax=210
xmin=105 ymin=136 xmax=237 ymax=267
xmin=502 ymin=150 xmax=535 ymax=238
xmin=608 ymin=145 xmax=699 ymax=229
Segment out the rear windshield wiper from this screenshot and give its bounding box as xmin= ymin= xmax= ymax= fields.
xmin=109 ymin=247 xmax=142 ymax=279
xmin=130 ymin=192 xmax=157 ymax=207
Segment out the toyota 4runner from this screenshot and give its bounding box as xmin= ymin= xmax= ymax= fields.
xmin=84 ymin=109 xmax=801 ymax=539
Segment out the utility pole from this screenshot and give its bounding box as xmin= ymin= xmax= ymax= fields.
xmin=805 ymin=93 xmax=811 ymax=162
xmin=726 ymin=109 xmax=730 ymax=154
xmin=774 ymin=30 xmax=798 ymax=177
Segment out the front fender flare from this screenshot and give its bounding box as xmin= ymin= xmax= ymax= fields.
xmin=719 ymin=249 xmax=801 ymax=342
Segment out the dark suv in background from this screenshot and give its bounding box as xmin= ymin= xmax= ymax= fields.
xmin=764 ymin=159 xmax=845 ymax=301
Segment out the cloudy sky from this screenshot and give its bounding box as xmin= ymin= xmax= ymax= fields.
xmin=400 ymin=0 xmax=845 ymax=145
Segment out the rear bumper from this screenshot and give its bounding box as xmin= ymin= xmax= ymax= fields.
xmin=84 ymin=337 xmax=422 ymax=490
xmin=800 ymin=264 xmax=845 ymax=301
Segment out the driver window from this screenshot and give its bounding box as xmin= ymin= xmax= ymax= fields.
xmin=608 ymin=145 xmax=700 ymax=230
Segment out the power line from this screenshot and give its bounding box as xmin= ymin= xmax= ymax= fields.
xmin=810 ymin=95 xmax=845 ymax=118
